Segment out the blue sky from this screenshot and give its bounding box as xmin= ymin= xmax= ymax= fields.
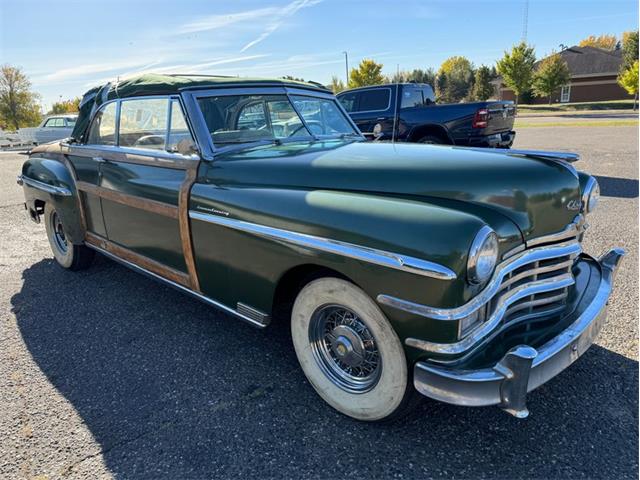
xmin=1 ymin=0 xmax=638 ymax=109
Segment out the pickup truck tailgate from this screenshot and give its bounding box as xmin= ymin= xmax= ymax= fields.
xmin=485 ymin=102 xmax=516 ymax=134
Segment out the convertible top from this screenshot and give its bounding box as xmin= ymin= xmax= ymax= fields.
xmin=71 ymin=73 xmax=326 ymax=142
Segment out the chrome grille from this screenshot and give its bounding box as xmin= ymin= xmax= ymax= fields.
xmin=488 ymin=248 xmax=578 ymax=328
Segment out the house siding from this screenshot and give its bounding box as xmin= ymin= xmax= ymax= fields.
xmin=497 ymin=74 xmax=632 ymax=104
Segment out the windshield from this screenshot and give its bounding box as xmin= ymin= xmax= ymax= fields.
xmin=197 ymin=93 xmax=358 ymax=147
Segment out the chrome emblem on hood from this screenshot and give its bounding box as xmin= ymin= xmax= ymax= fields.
xmin=566 ymin=199 xmax=581 ymax=211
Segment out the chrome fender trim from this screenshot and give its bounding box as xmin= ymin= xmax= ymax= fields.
xmin=17 ymin=174 xmax=72 ymax=197
xmin=188 ymin=210 xmax=457 ymax=281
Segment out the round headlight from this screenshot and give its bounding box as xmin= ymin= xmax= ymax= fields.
xmin=583 ymin=177 xmax=600 ymax=213
xmin=467 ymin=226 xmax=499 ymax=285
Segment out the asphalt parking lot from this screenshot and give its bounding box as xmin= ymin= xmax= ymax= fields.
xmin=1 ymin=126 xmax=638 ymax=479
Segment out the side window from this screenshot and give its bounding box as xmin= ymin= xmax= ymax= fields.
xmin=166 ymin=100 xmax=196 ymax=155
xmin=338 ymin=92 xmax=358 ymax=113
xmin=119 ymin=98 xmax=168 ymax=150
xmin=266 ymin=99 xmax=304 ymax=137
xmin=422 ymin=87 xmax=436 ymax=105
xmin=401 ymin=88 xmax=424 ymax=109
xmin=237 ymin=102 xmax=267 ymax=130
xmin=87 ymin=102 xmax=117 ymax=145
xmin=45 ymin=118 xmax=64 ymax=127
xmin=357 ymin=89 xmax=390 ymax=112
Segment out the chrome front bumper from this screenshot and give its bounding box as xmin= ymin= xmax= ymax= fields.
xmin=413 ymin=248 xmax=625 ymax=418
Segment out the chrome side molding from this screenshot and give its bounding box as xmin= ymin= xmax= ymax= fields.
xmin=189 ymin=211 xmax=457 ymax=281
xmin=17 ymin=174 xmax=72 ymax=197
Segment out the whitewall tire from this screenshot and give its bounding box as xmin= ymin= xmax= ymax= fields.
xmin=291 ymin=277 xmax=417 ymax=421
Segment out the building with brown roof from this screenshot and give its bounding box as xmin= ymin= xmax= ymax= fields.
xmin=494 ymin=46 xmax=633 ymax=104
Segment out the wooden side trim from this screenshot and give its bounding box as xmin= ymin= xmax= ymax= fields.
xmin=67 ymin=145 xmax=193 ymax=170
xmin=85 ymin=232 xmax=191 ymax=287
xmin=76 ymin=181 xmax=179 ymax=219
xmin=59 ymin=155 xmax=88 ymax=233
xmin=179 ymin=164 xmax=201 ymax=292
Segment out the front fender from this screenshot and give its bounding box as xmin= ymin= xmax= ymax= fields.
xmin=192 ymin=184 xmax=512 ymax=305
xmin=21 ymin=154 xmax=85 ymax=243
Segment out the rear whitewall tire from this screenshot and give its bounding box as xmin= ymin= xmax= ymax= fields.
xmin=291 ymin=278 xmax=414 ymax=421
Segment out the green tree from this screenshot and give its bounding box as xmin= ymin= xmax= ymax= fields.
xmin=348 ymin=59 xmax=385 ymax=88
xmin=579 ymin=34 xmax=618 ymax=50
xmin=496 ymin=42 xmax=536 ymax=104
xmin=618 ymin=60 xmax=639 ymax=110
xmin=406 ymin=68 xmax=436 ymax=85
xmin=434 ymin=71 xmax=448 ymax=102
xmin=0 ymin=64 xmax=41 ymax=130
xmin=388 ymin=70 xmax=409 ymax=83
xmin=471 ymin=65 xmax=495 ymax=101
xmin=532 ymin=52 xmax=571 ymax=104
xmin=437 ymin=56 xmax=474 ymax=102
xmin=49 ymin=97 xmax=81 ymax=115
xmin=329 ymin=76 xmax=345 ymax=93
xmin=281 ymin=75 xmax=305 ymax=82
xmin=621 ymin=31 xmax=639 ymax=72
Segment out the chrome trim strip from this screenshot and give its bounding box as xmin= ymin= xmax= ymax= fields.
xmin=69 ymin=143 xmax=199 ymax=162
xmin=17 ymin=174 xmax=72 ymax=197
xmin=499 ymin=258 xmax=573 ymax=290
xmin=189 ymin=211 xmax=457 ymax=281
xmin=503 ymin=291 xmax=568 ymax=317
xmin=526 ymin=217 xmax=581 ymax=247
xmin=85 ymin=242 xmax=269 ymax=328
xmin=378 ymin=240 xmax=581 ymax=321
xmin=412 ymin=248 xmax=625 ymax=413
xmin=404 ymin=274 xmax=575 ymax=355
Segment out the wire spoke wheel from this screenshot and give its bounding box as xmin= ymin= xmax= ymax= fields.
xmin=309 ymin=304 xmax=381 ymax=393
xmin=50 ymin=211 xmax=68 ymax=254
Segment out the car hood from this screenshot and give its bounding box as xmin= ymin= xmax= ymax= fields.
xmin=211 ymin=140 xmax=581 ymax=241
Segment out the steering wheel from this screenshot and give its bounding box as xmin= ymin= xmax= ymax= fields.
xmin=133 ymin=134 xmax=165 ymax=147
xmin=288 ymin=121 xmax=323 ymax=137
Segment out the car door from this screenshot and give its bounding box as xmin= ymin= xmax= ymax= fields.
xmin=340 ymin=87 xmax=393 ymax=136
xmin=70 ymin=96 xmax=201 ymax=290
xmin=65 ymin=103 xmax=118 ymax=237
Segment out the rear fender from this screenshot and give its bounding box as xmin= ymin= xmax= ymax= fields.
xmin=20 ymin=154 xmax=85 ymax=243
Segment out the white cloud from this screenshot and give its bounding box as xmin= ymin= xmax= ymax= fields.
xmin=42 ymin=59 xmax=160 ymax=82
xmin=241 ymin=0 xmax=322 ymax=52
xmin=85 ymin=54 xmax=271 ymax=87
xmin=177 ymin=7 xmax=279 ymax=34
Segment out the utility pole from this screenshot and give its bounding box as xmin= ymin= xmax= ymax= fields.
xmin=343 ymin=51 xmax=349 ymax=84
xmin=521 ymin=0 xmax=529 ymax=43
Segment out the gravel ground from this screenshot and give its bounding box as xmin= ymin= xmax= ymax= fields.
xmin=0 ymin=126 xmax=637 ymax=479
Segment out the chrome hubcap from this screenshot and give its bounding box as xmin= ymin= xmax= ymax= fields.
xmin=309 ymin=305 xmax=381 ymax=393
xmin=51 ymin=211 xmax=68 ymax=254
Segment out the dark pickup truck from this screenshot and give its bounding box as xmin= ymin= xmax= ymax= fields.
xmin=337 ymin=83 xmax=516 ymax=148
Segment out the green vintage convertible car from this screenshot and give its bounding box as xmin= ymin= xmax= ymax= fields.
xmin=18 ymin=74 xmax=623 ymax=421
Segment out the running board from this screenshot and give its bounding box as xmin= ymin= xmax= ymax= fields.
xmin=85 ymin=242 xmax=270 ymax=329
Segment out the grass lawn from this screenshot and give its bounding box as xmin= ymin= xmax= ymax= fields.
xmin=516 ymin=99 xmax=637 ymax=112
xmin=515 ymin=119 xmax=639 ymax=128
